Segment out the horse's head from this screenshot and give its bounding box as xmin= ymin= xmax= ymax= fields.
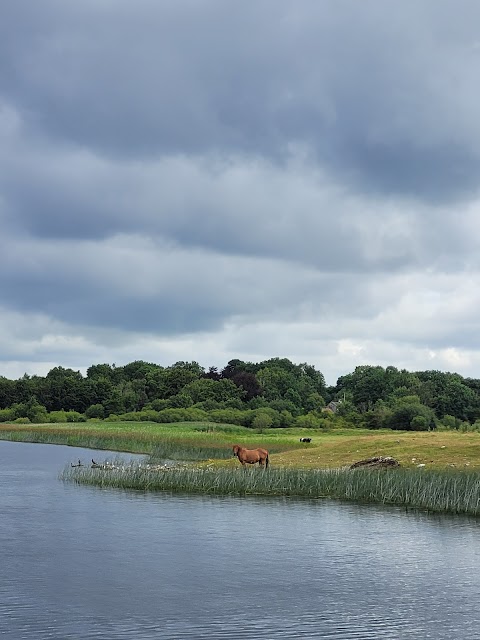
xmin=232 ymin=444 xmax=241 ymax=458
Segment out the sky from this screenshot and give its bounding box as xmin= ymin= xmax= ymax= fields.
xmin=1 ymin=0 xmax=480 ymax=386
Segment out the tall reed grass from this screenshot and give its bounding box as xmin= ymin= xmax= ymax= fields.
xmin=149 ymin=441 xmax=232 ymax=460
xmin=61 ymin=464 xmax=480 ymax=516
xmin=0 ymin=429 xmax=154 ymax=453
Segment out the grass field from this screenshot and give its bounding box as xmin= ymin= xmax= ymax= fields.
xmin=4 ymin=421 xmax=480 ymax=514
xmin=1 ymin=421 xmax=480 ymax=470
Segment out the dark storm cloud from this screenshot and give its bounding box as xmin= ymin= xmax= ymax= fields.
xmin=2 ymin=1 xmax=480 ymax=202
xmin=1 ymin=1 xmax=480 ymax=381
xmin=0 ymin=229 xmax=359 ymax=333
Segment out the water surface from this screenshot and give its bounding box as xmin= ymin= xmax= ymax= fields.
xmin=1 ymin=440 xmax=480 ymax=639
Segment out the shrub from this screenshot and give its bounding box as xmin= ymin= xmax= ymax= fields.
xmin=295 ymin=413 xmax=324 ymax=429
xmin=66 ymin=411 xmax=86 ymax=423
xmin=387 ymin=400 xmax=435 ymax=431
xmin=0 ymin=408 xmax=15 ymax=423
xmin=207 ymin=409 xmax=253 ymax=426
xmin=155 ymin=408 xmax=210 ymax=423
xmin=85 ymin=404 xmax=105 ymax=419
xmin=438 ymin=415 xmax=460 ymax=430
xmin=104 ymin=414 xmax=120 ymax=422
xmin=14 ymin=417 xmax=30 ymax=424
xmin=248 ymin=407 xmax=282 ymax=428
xmin=252 ymin=412 xmax=273 ymax=431
xmin=147 ymin=399 xmax=169 ymax=411
xmin=49 ymin=410 xmax=69 ymax=423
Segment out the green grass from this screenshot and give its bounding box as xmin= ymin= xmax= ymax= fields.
xmin=4 ymin=421 xmax=480 ymax=470
xmin=5 ymin=420 xmax=480 ymax=515
xmin=61 ymin=463 xmax=480 ymax=516
xmin=0 ymin=421 xmax=297 ymax=460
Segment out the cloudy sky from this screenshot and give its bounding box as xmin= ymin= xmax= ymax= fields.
xmin=1 ymin=1 xmax=480 ymax=385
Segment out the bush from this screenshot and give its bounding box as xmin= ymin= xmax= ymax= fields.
xmin=13 ymin=417 xmax=30 ymax=424
xmin=0 ymin=408 xmax=15 ymax=423
xmin=252 ymin=412 xmax=273 ymax=431
xmin=49 ymin=410 xmax=69 ymax=423
xmin=147 ymin=399 xmax=169 ymax=411
xmin=85 ymin=404 xmax=105 ymax=419
xmin=387 ymin=400 xmax=435 ymax=431
xmin=155 ymin=408 xmax=210 ymax=423
xmin=438 ymin=415 xmax=460 ymax=430
xmin=207 ymin=409 xmax=254 ymax=427
xmin=167 ymin=393 xmax=193 ymax=408
xmin=248 ymin=407 xmax=282 ymax=428
xmin=295 ymin=413 xmax=324 ymax=429
xmin=66 ymin=411 xmax=86 ymax=423
xmin=410 ymin=415 xmax=428 ymax=431
xmin=104 ymin=414 xmax=120 ymax=422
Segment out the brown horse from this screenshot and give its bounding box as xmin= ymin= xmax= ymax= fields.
xmin=232 ymin=444 xmax=269 ymax=469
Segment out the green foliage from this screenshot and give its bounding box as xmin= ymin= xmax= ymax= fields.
xmin=387 ymin=396 xmax=435 ymax=431
xmin=0 ymin=408 xmax=15 ymax=422
xmin=66 ymin=411 xmax=86 ymax=423
xmin=252 ymin=411 xmax=273 ymax=431
xmin=49 ymin=410 xmax=69 ymax=423
xmin=85 ymin=404 xmax=105 ymax=419
xmin=3 ymin=358 xmax=480 ymax=431
xmin=208 ymin=409 xmax=254 ymax=426
xmin=167 ymin=392 xmax=193 ymax=408
xmin=155 ymin=408 xmax=210 ymax=423
xmin=10 ymin=397 xmax=49 ymax=423
xmin=295 ymin=412 xmax=324 ymax=429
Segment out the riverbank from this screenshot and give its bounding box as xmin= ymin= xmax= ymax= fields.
xmin=4 ymin=422 xmax=480 ymax=515
xmin=1 ymin=421 xmax=480 ymax=470
xmin=61 ymin=462 xmax=480 ymax=517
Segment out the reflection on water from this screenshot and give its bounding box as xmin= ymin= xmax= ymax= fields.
xmin=1 ymin=440 xmax=480 ymax=639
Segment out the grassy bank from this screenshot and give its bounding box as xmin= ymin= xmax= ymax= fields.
xmin=5 ymin=421 xmax=480 ymax=515
xmin=61 ymin=463 xmax=480 ymax=516
xmin=2 ymin=422 xmax=480 ymax=470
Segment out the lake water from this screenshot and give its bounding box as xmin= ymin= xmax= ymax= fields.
xmin=1 ymin=440 xmax=480 ymax=639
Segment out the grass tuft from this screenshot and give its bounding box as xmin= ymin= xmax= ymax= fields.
xmin=61 ymin=463 xmax=480 ymax=516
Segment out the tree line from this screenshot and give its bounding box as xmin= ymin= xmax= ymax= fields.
xmin=1 ymin=358 xmax=480 ymax=431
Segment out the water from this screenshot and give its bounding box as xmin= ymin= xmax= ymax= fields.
xmin=1 ymin=440 xmax=480 ymax=639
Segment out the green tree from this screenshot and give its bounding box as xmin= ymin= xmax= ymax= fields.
xmin=252 ymin=411 xmax=273 ymax=432
xmin=85 ymin=404 xmax=105 ymax=419
xmin=387 ymin=396 xmax=435 ymax=431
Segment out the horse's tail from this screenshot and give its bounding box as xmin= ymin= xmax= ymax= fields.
xmin=265 ymin=453 xmax=269 ymax=469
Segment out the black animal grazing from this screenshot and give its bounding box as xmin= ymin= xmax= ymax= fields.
xmin=299 ymin=437 xmax=312 ymax=443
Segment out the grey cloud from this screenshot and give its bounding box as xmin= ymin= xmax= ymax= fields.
xmin=2 ymin=2 xmax=480 ymax=201
xmin=0 ymin=129 xmax=435 ymax=274
xmin=2 ymin=1 xmax=480 ymax=383
xmin=0 ymin=229 xmax=380 ymax=335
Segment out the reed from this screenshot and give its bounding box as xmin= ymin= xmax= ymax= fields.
xmin=61 ymin=464 xmax=480 ymax=516
xmin=149 ymin=441 xmax=233 ymax=461
xmin=0 ymin=429 xmax=154 ymax=454
xmin=0 ymin=425 xmax=286 ymax=460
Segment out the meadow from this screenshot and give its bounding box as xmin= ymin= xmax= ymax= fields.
xmin=1 ymin=421 xmax=480 ymax=470
xmin=4 ymin=421 xmax=480 ymax=515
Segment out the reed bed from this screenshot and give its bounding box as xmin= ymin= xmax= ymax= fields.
xmin=0 ymin=427 xmax=284 ymax=461
xmin=0 ymin=429 xmax=155 ymax=454
xmin=149 ymin=441 xmax=233 ymax=461
xmin=0 ymin=429 xmax=235 ymax=460
xmin=61 ymin=463 xmax=480 ymax=516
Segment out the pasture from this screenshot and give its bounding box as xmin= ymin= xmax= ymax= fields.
xmin=1 ymin=421 xmax=480 ymax=470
